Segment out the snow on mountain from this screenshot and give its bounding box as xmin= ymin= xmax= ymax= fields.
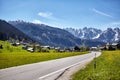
xmin=8 ymin=20 xmax=105 ymax=47
xmin=65 ymin=27 xmax=120 ymax=43
xmin=65 ymin=27 xmax=102 ymax=39
xmin=114 ymin=28 xmax=120 ymax=41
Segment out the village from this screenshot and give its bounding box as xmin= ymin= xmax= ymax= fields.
xmin=1 ymin=39 xmax=119 ymax=53
xmin=10 ymin=40 xmax=89 ymax=53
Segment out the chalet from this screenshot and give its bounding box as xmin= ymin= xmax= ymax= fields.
xmin=106 ymin=43 xmax=110 ymax=49
xmin=11 ymin=42 xmax=20 ymax=46
xmin=99 ymin=46 xmax=107 ymax=50
xmin=22 ymin=45 xmax=28 ymax=50
xmin=27 ymin=47 xmax=34 ymax=52
xmin=59 ymin=49 xmax=65 ymax=52
xmin=41 ymin=46 xmax=50 ymax=50
xmin=90 ymin=47 xmax=98 ymax=51
xmin=100 ymin=42 xmax=120 ymax=50
xmin=112 ymin=43 xmax=118 ymax=49
xmin=65 ymin=48 xmax=73 ymax=52
xmin=117 ymin=42 xmax=120 ymax=49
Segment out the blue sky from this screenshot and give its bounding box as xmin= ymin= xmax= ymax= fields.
xmin=0 ymin=0 xmax=120 ymax=29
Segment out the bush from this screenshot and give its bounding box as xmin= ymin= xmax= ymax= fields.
xmin=41 ymin=48 xmax=49 ymax=52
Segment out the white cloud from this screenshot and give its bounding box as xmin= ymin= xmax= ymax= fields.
xmin=92 ymin=8 xmax=113 ymax=18
xmin=38 ymin=12 xmax=53 ymax=18
xmin=32 ymin=19 xmax=42 ymax=24
xmin=32 ymin=19 xmax=47 ymax=24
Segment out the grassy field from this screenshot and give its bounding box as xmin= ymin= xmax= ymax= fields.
xmin=0 ymin=41 xmax=87 ymax=69
xmin=72 ymin=50 xmax=120 ymax=80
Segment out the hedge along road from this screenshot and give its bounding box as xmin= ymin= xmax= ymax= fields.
xmin=0 ymin=51 xmax=101 ymax=80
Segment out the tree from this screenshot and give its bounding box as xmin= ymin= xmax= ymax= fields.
xmin=0 ymin=45 xmax=3 ymax=49
xmin=74 ymin=46 xmax=80 ymax=52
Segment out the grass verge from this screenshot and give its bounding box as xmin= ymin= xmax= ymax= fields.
xmin=0 ymin=41 xmax=88 ymax=69
xmin=72 ymin=50 xmax=120 ymax=80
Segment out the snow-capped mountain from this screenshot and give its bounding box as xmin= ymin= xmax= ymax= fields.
xmin=65 ymin=27 xmax=102 ymax=39
xmin=8 ymin=20 xmax=105 ymax=47
xmin=65 ymin=27 xmax=120 ymax=43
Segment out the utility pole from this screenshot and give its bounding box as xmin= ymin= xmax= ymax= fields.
xmin=94 ymin=53 xmax=96 ymax=69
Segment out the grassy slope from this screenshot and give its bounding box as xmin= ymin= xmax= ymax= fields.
xmin=72 ymin=50 xmax=120 ymax=80
xmin=0 ymin=41 xmax=87 ymax=69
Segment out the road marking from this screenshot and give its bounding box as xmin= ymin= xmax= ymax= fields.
xmin=38 ymin=57 xmax=94 ymax=80
xmin=38 ymin=52 xmax=101 ymax=80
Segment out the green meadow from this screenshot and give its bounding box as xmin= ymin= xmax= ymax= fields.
xmin=0 ymin=41 xmax=87 ymax=69
xmin=72 ymin=50 xmax=120 ymax=80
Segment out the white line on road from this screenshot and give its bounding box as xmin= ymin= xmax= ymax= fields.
xmin=38 ymin=57 xmax=93 ymax=80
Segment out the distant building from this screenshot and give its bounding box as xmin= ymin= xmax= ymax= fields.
xmin=27 ymin=47 xmax=34 ymax=52
xmin=112 ymin=43 xmax=118 ymax=49
xmin=100 ymin=42 xmax=120 ymax=50
xmin=11 ymin=42 xmax=20 ymax=46
xmin=90 ymin=47 xmax=98 ymax=51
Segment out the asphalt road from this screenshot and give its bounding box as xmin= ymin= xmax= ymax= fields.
xmin=0 ymin=51 xmax=101 ymax=80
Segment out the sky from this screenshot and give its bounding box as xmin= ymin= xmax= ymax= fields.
xmin=0 ymin=0 xmax=120 ymax=30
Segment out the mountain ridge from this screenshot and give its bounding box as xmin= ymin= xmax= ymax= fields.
xmin=0 ymin=19 xmax=32 ymax=42
xmin=65 ymin=27 xmax=120 ymax=43
xmin=8 ymin=20 xmax=105 ymax=47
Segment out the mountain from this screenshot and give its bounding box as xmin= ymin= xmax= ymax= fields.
xmin=9 ymin=20 xmax=105 ymax=47
xmin=65 ymin=27 xmax=102 ymax=39
xmin=9 ymin=20 xmax=81 ymax=47
xmin=94 ymin=28 xmax=120 ymax=43
xmin=65 ymin=27 xmax=120 ymax=43
xmin=0 ymin=20 xmax=32 ymax=41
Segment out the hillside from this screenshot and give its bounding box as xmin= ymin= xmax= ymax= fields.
xmin=9 ymin=20 xmax=105 ymax=47
xmin=0 ymin=20 xmax=32 ymax=41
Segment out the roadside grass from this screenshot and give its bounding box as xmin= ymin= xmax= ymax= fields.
xmin=0 ymin=41 xmax=88 ymax=69
xmin=72 ymin=50 xmax=120 ymax=80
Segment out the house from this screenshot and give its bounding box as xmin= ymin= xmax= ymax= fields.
xmin=102 ymin=43 xmax=117 ymax=50
xmin=22 ymin=45 xmax=28 ymax=50
xmin=11 ymin=42 xmax=20 ymax=46
xmin=27 ymin=47 xmax=34 ymax=52
xmin=55 ymin=47 xmax=60 ymax=52
xmin=59 ymin=49 xmax=65 ymax=52
xmin=41 ymin=46 xmax=50 ymax=50
xmin=99 ymin=46 xmax=107 ymax=50
xmin=65 ymin=48 xmax=73 ymax=52
xmin=112 ymin=43 xmax=118 ymax=49
xmin=117 ymin=43 xmax=120 ymax=49
xmin=90 ymin=47 xmax=98 ymax=51
xmin=106 ymin=43 xmax=110 ymax=49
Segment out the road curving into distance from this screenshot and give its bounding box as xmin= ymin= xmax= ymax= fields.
xmin=0 ymin=51 xmax=101 ymax=80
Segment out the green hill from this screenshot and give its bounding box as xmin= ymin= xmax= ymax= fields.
xmin=0 ymin=40 xmax=87 ymax=69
